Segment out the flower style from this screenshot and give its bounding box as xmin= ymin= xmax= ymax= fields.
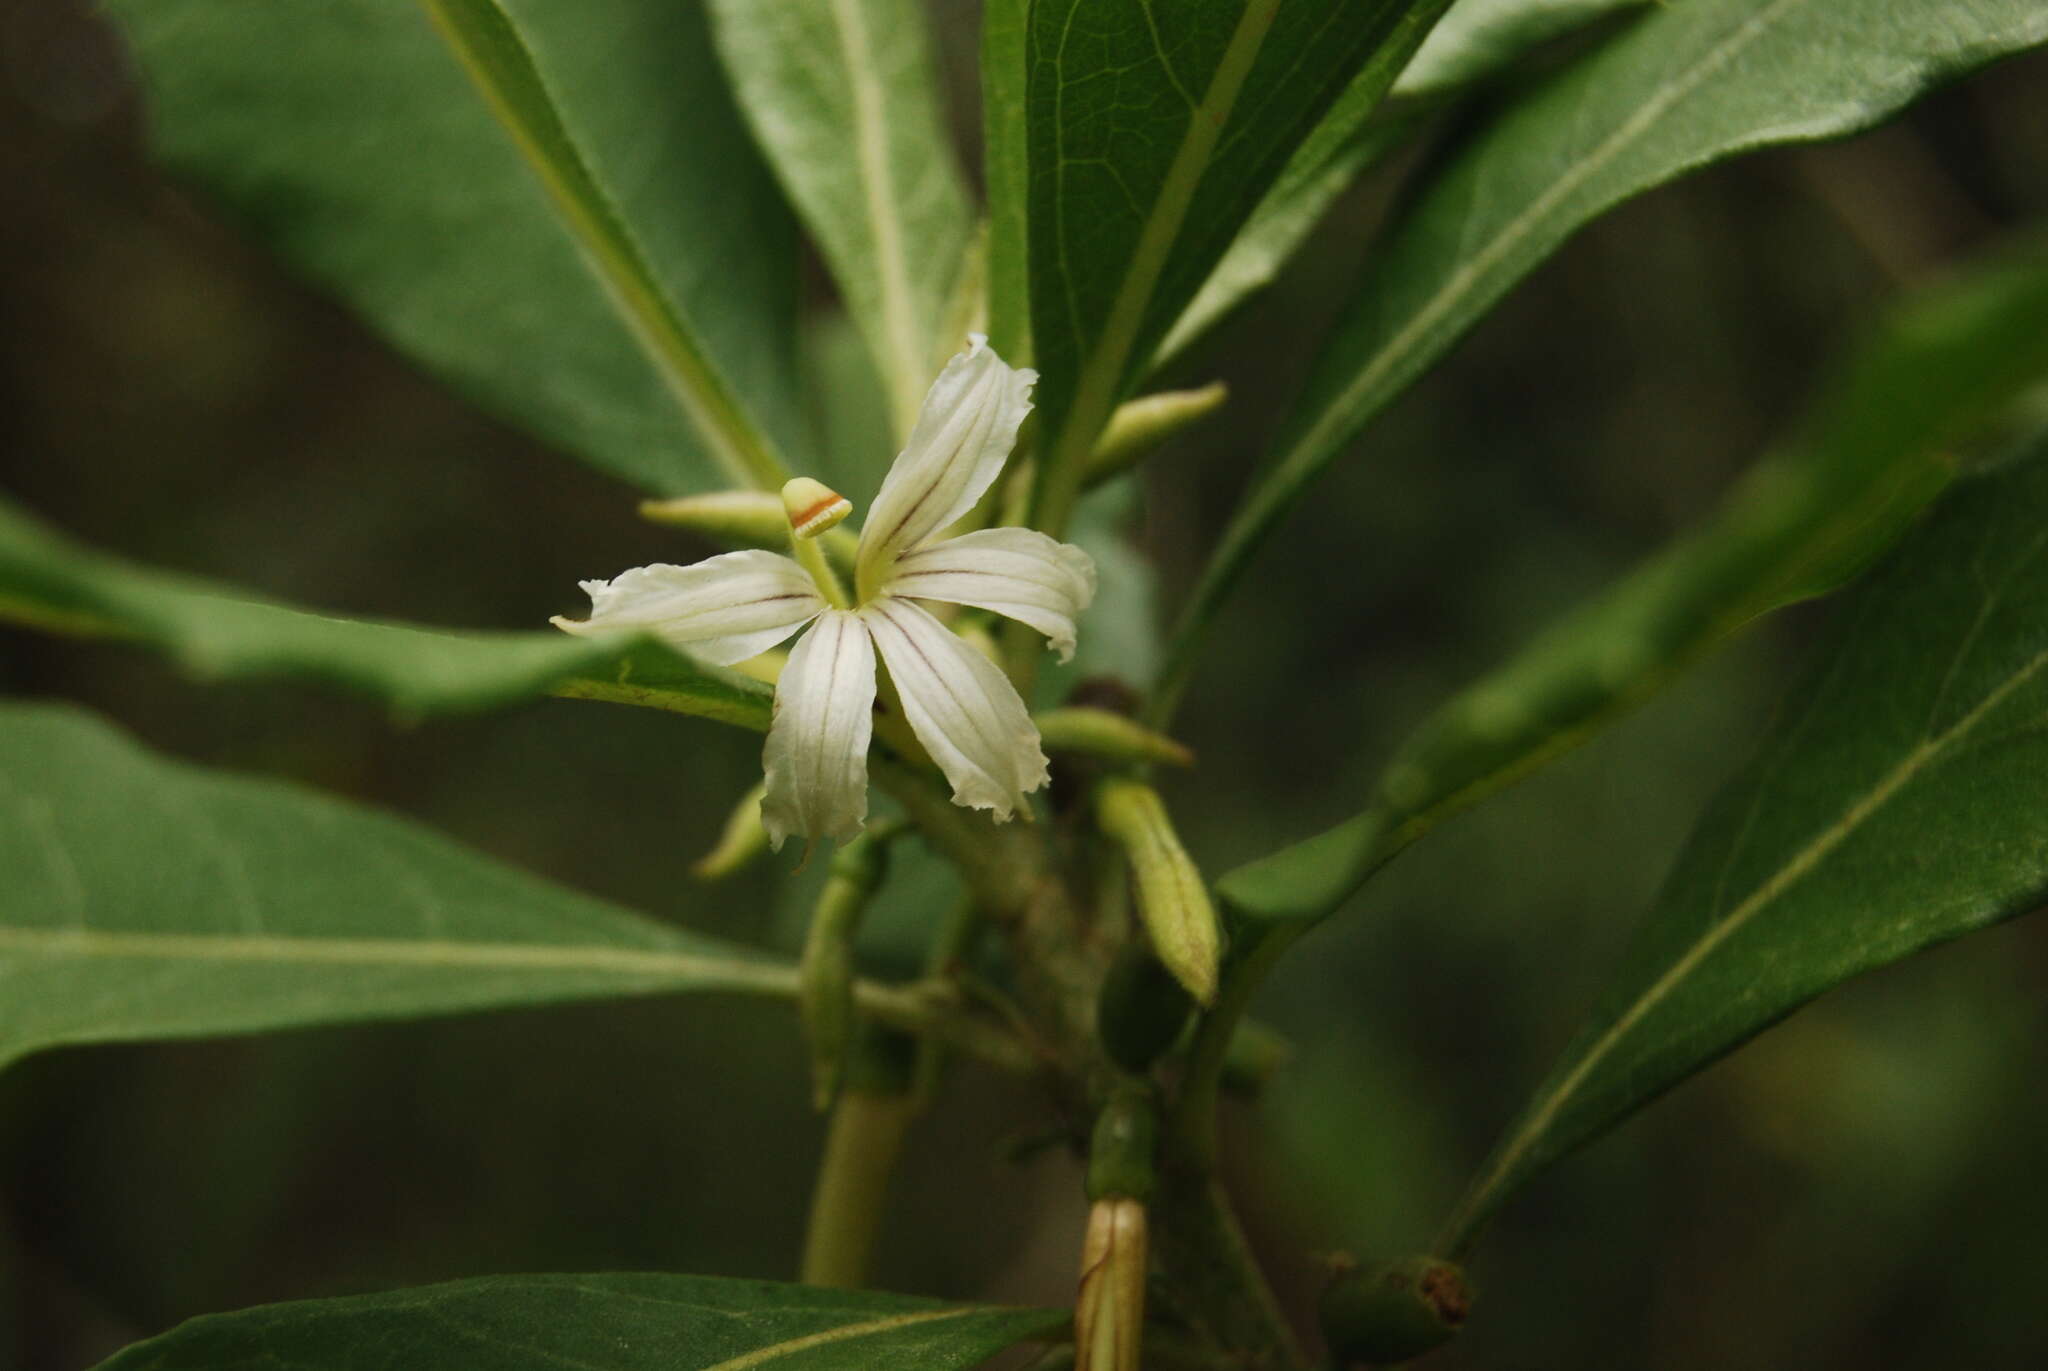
xmin=554 ymin=336 xmax=1096 ymax=849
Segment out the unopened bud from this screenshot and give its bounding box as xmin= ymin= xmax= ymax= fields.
xmin=782 ymin=477 xmax=852 ymax=539
xmin=1037 ymin=707 xmax=1195 ymax=769
xmin=692 ymin=781 xmax=767 ymax=880
xmin=1074 ymin=1196 xmax=1147 ymax=1371
xmin=640 ymin=490 xmax=788 ymax=546
xmin=1320 ymin=1255 xmax=1472 ymax=1367
xmin=1086 ymin=382 xmax=1227 ymax=487
xmin=1095 ymin=779 xmax=1223 ymax=1005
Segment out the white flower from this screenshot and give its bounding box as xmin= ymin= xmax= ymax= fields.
xmin=554 ymin=336 xmax=1096 ymax=849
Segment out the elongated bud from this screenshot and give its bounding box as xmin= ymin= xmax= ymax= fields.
xmin=1037 ymin=707 xmax=1195 ymax=769
xmin=692 ymin=781 xmax=767 ymax=880
xmin=1095 ymin=779 xmax=1223 ymax=1005
xmin=1320 ymin=1255 xmax=1472 ymax=1367
xmin=1086 ymin=381 xmax=1227 ymax=487
xmin=1096 ymin=940 xmax=1194 ymax=1075
xmin=800 ymin=834 xmax=891 ymax=1110
xmin=1074 ymin=1196 xmax=1147 ymax=1371
xmin=782 ymin=477 xmax=853 ymax=539
xmin=640 ymin=489 xmax=788 ymax=545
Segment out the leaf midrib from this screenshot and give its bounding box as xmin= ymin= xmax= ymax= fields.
xmin=1280 ymin=0 xmax=1808 ymax=479
xmin=829 ymin=0 xmax=928 ymax=437
xmin=1446 ymin=635 xmax=2048 ymax=1243
xmin=419 ymin=0 xmax=787 ymax=489
xmin=1036 ymin=0 xmax=1284 ymax=535
xmin=701 ymin=1307 xmax=986 ymax=1371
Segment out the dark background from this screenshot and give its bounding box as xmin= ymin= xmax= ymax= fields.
xmin=3 ymin=1 xmax=2047 ymax=1366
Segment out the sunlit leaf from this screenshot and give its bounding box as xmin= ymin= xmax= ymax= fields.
xmin=1439 ymin=430 xmax=2048 ymax=1250
xmin=708 ymin=0 xmax=973 ymax=436
xmin=0 ymin=496 xmax=772 ymax=725
xmin=1025 ymin=0 xmax=1456 ymax=533
xmin=1164 ymin=0 xmax=2048 ymax=709
xmin=102 ymin=0 xmax=802 ymax=494
xmin=1219 ymin=237 xmax=2048 ymax=921
xmin=91 ymin=1272 xmax=1065 ymax=1370
xmin=0 ymin=704 xmax=793 ymax=1074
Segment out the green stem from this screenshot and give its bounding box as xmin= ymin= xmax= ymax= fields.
xmin=1171 ymin=922 xmax=1305 ymax=1173
xmin=800 ymin=1085 xmax=916 ymax=1288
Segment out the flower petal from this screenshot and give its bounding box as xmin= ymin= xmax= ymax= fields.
xmin=552 ymin=550 xmax=824 ymax=666
xmin=883 ymin=527 xmax=1098 ymax=663
xmin=861 ymin=597 xmax=1048 ymax=820
xmin=761 ymin=611 xmax=876 ymax=850
xmin=855 ymin=335 xmax=1036 ymax=595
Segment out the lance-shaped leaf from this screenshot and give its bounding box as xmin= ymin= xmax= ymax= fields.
xmin=1219 ymin=237 xmax=2048 ymax=922
xmin=1163 ymin=0 xmax=2048 ymax=708
xmin=1155 ymin=0 xmax=1652 ymax=365
xmin=1438 ymin=434 xmax=2048 ymax=1250
xmin=91 ymin=1272 xmax=1066 ymax=1370
xmin=982 ymin=0 xmax=1032 ymax=362
xmin=0 ymin=704 xmax=801 ymax=1073
xmin=708 ymin=0 xmax=973 ymax=437
xmin=0 ymin=497 xmax=772 ymax=725
xmin=102 ymin=0 xmax=802 ymax=494
xmin=1025 ymin=0 xmax=1456 ymax=533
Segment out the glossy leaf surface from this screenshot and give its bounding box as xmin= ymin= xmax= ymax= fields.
xmin=1025 ymin=0 xmax=1455 ymax=530
xmin=0 ymin=497 xmax=772 ymax=725
xmin=102 ymin=0 xmax=802 ymax=494
xmin=93 ymin=1272 xmax=1064 ymax=1370
xmin=1220 ymin=238 xmax=2048 ymax=921
xmin=1441 ymin=433 xmax=2048 ymax=1247
xmin=1168 ymin=0 xmax=2048 ymax=708
xmin=709 ymin=0 xmax=973 ymax=435
xmin=0 ymin=705 xmax=792 ymax=1074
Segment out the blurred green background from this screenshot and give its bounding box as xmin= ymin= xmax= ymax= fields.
xmin=3 ymin=2 xmax=2047 ymax=1367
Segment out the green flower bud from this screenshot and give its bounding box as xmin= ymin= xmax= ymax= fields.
xmin=1036 ymin=706 xmax=1195 ymax=769
xmin=1319 ymin=1256 xmax=1472 ymax=1367
xmin=1096 ymin=940 xmax=1194 ymax=1075
xmin=1095 ymin=779 xmax=1223 ymax=1005
xmin=691 ymin=781 xmax=767 ymax=881
xmin=1086 ymin=381 xmax=1228 ymax=487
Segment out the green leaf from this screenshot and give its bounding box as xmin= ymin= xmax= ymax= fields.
xmin=0 ymin=495 xmax=772 ymax=726
xmin=102 ymin=0 xmax=802 ymax=494
xmin=1163 ymin=0 xmax=2048 ymax=709
xmin=0 ymin=704 xmax=795 ymax=1074
xmin=982 ymin=0 xmax=1032 ymax=363
xmin=708 ymin=0 xmax=974 ymax=437
xmin=1393 ymin=0 xmax=1650 ymax=98
xmin=1025 ymin=0 xmax=1457 ymax=534
xmin=1439 ymin=432 xmax=2048 ymax=1250
xmin=1155 ymin=0 xmax=1650 ymax=365
xmin=1219 ymin=236 xmax=2048 ymax=922
xmin=91 ymin=1272 xmax=1066 ymax=1370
